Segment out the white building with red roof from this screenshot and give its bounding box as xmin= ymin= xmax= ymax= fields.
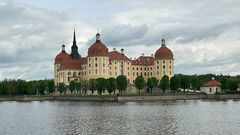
xmin=54 ymin=30 xmax=174 ymax=86
xmin=200 ymin=78 xmax=222 ymax=94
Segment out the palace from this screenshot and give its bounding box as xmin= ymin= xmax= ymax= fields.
xmin=54 ymin=30 xmax=174 ymax=86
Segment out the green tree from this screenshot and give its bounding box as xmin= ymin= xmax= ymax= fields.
xmin=47 ymin=80 xmax=55 ymax=94
xmin=69 ymin=81 xmax=76 ymax=94
xmin=89 ymin=79 xmax=96 ymax=95
xmin=16 ymin=80 xmax=27 ymax=95
xmin=135 ymin=76 xmax=145 ymax=94
xmin=159 ymin=75 xmax=169 ymax=94
xmin=58 ymin=83 xmax=65 ymax=95
xmin=170 ymin=76 xmax=180 ymax=93
xmin=180 ymin=75 xmax=190 ymax=93
xmin=116 ymin=75 xmax=128 ymax=95
xmin=75 ymin=82 xmax=82 ymax=94
xmin=191 ymin=76 xmax=199 ymax=92
xmin=228 ymin=80 xmax=238 ymax=93
xmin=82 ymin=81 xmax=89 ymax=95
xmin=0 ymin=83 xmax=7 ymax=95
xmin=27 ymin=81 xmax=37 ymax=95
xmin=38 ymin=81 xmax=46 ymax=95
xmin=147 ymin=77 xmax=158 ymax=94
xmin=96 ymin=78 xmax=106 ymax=95
xmin=106 ymin=78 xmax=116 ymax=95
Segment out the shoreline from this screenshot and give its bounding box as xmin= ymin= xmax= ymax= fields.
xmin=0 ymin=94 xmax=240 ymax=102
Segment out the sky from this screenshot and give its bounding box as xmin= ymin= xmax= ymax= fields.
xmin=0 ymin=0 xmax=240 ymax=80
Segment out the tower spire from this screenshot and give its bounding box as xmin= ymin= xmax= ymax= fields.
xmin=71 ymin=29 xmax=80 ymax=59
xmin=73 ymin=29 xmax=76 ymax=44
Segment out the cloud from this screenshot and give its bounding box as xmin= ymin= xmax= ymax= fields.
xmin=0 ymin=0 xmax=240 ymax=80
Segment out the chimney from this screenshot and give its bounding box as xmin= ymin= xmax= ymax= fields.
xmin=121 ymin=48 xmax=124 ymax=54
xmin=151 ymin=54 xmax=154 ymax=57
xmin=134 ymin=57 xmax=136 ymax=60
xmin=142 ymin=53 xmax=144 ymax=56
xmin=130 ymin=57 xmax=132 ymax=60
xmin=113 ymin=48 xmax=116 ymax=51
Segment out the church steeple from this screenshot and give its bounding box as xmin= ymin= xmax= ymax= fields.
xmin=73 ymin=29 xmax=76 ymax=45
xmin=71 ymin=29 xmax=80 ymax=59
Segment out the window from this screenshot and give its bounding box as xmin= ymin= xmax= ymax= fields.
xmin=163 ymin=66 xmax=165 ymax=69
xmin=144 ymin=68 xmax=146 ymax=71
xmin=157 ymin=71 xmax=159 ymax=75
xmin=137 ymin=67 xmax=138 ymax=71
xmin=170 ymin=66 xmax=171 ymax=69
xmin=127 ymin=67 xmax=129 ymax=70
xmin=68 ymin=77 xmax=70 ymax=82
xmin=89 ymin=58 xmax=91 ymax=61
xmin=73 ymin=72 xmax=76 ymax=76
xmin=128 ymin=72 xmax=130 ymax=76
xmin=169 ymin=60 xmax=171 ymax=63
xmin=157 ymin=66 xmax=159 ymax=69
xmin=115 ymin=72 xmax=117 ymax=76
xmin=95 ymin=69 xmax=98 ymax=74
xmin=163 ymin=71 xmax=165 ymax=75
xmin=133 ymin=67 xmax=135 ymax=70
xmin=95 ymin=57 xmax=98 ymax=61
xmin=133 ymin=72 xmax=135 ymax=76
xmin=144 ymin=72 xmax=146 ymax=76
xmin=89 ymin=70 xmax=91 ymax=75
xmin=137 ymin=72 xmax=139 ymax=76
xmin=68 ymin=72 xmax=71 ymax=75
xmin=170 ymin=71 xmax=172 ymax=75
xmin=209 ymin=88 xmax=212 ymax=93
xmin=78 ymin=72 xmax=80 ymax=75
xmin=95 ymin=63 xmax=98 ymax=67
xmin=110 ymin=71 xmax=112 ymax=76
xmin=157 ymin=61 xmax=159 ymax=64
xmin=163 ymin=60 xmax=165 ymax=64
xmin=89 ymin=64 xmax=91 ymax=67
xmin=103 ymin=69 xmax=105 ymax=74
xmin=103 ymin=63 xmax=105 ymax=67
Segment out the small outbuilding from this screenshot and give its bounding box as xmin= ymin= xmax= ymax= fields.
xmin=200 ymin=78 xmax=222 ymax=94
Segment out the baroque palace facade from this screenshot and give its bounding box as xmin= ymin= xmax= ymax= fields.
xmin=54 ymin=30 xmax=174 ymax=86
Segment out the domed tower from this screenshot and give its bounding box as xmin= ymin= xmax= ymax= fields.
xmin=54 ymin=44 xmax=71 ymax=85
xmin=87 ymin=32 xmax=110 ymax=79
xmin=154 ymin=38 xmax=174 ymax=80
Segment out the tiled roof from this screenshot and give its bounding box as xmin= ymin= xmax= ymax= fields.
xmin=201 ymin=79 xmax=222 ymax=87
xmin=88 ymin=41 xmax=108 ymax=57
xmin=155 ymin=47 xmax=174 ymax=60
xmin=132 ymin=56 xmax=154 ymax=66
xmin=108 ymin=51 xmax=131 ymax=61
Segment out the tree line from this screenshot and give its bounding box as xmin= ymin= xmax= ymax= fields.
xmin=134 ymin=74 xmax=239 ymax=94
xmin=0 ymin=74 xmax=239 ymax=96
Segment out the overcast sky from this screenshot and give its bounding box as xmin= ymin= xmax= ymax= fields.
xmin=0 ymin=0 xmax=240 ymax=80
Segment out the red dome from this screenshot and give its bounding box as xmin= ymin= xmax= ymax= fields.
xmin=88 ymin=41 xmax=109 ymax=57
xmin=155 ymin=47 xmax=173 ymax=60
xmin=55 ymin=51 xmax=71 ymax=64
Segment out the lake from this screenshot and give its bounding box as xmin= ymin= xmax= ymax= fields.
xmin=0 ymin=100 xmax=239 ymax=135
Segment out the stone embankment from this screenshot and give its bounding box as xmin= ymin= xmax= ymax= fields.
xmin=0 ymin=94 xmax=240 ymax=101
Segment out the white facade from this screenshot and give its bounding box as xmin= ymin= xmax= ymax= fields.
xmin=200 ymin=86 xmax=221 ymax=94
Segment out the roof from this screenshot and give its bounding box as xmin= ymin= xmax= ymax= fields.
xmin=57 ymin=58 xmax=84 ymax=71
xmin=132 ymin=56 xmax=154 ymax=66
xmin=88 ymin=41 xmax=109 ymax=57
xmin=155 ymin=47 xmax=174 ymax=60
xmin=201 ymin=79 xmax=222 ymax=87
xmin=108 ymin=51 xmax=131 ymax=61
xmin=55 ymin=51 xmax=71 ymax=64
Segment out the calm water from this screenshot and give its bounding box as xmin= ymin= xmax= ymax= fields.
xmin=0 ymin=100 xmax=240 ymax=135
